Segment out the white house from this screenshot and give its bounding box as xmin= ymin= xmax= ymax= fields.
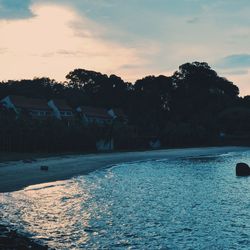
xmin=48 ymin=99 xmax=74 ymax=120
xmin=108 ymin=108 xmax=128 ymax=123
xmin=1 ymin=95 xmax=74 ymax=120
xmin=76 ymin=106 xmax=113 ymax=126
xmin=1 ymin=95 xmax=52 ymax=119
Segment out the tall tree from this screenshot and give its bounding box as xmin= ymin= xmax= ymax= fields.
xmin=66 ymin=69 xmax=130 ymax=107
xmin=171 ymin=62 xmax=239 ymax=121
xmin=130 ymin=75 xmax=174 ymax=134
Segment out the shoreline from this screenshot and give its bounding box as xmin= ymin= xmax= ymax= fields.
xmin=1 ymin=146 xmax=249 ymax=249
xmin=0 ymin=224 xmax=48 ymax=249
xmin=0 ymin=146 xmax=249 ymax=193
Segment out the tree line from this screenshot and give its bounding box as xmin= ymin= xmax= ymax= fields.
xmin=1 ymin=61 xmax=250 ymax=152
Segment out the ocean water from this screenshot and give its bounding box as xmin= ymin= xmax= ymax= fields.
xmin=1 ymin=150 xmax=250 ymax=249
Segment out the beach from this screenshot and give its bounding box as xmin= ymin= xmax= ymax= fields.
xmin=1 ymin=146 xmax=250 ymax=249
xmin=0 ymin=146 xmax=248 ymax=193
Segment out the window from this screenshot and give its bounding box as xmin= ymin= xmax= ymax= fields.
xmin=39 ymin=111 xmax=46 ymax=116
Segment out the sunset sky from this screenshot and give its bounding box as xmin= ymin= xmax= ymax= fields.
xmin=0 ymin=0 xmax=249 ymax=95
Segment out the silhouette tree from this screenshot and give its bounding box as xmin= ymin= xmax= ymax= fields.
xmin=66 ymin=69 xmax=130 ymax=107
xmin=171 ymin=62 xmax=239 ymax=122
xmin=0 ymin=62 xmax=248 ymax=151
xmin=129 ymin=75 xmax=174 ymax=135
xmin=0 ymin=77 xmax=64 ymax=100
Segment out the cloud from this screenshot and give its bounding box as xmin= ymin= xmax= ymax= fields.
xmin=0 ymin=0 xmax=250 ymax=94
xmin=0 ymin=3 xmax=149 ymax=82
xmin=217 ymin=54 xmax=250 ymax=69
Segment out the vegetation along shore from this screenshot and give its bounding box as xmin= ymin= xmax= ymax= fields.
xmin=1 ymin=62 xmax=250 ymax=154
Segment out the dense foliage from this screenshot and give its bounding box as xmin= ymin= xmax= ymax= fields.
xmin=0 ymin=62 xmax=249 ymax=152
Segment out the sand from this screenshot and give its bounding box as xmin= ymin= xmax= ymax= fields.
xmin=0 ymin=146 xmax=248 ymax=193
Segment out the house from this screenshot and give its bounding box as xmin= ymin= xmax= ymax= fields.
xmin=1 ymin=95 xmax=74 ymax=121
xmin=48 ymin=99 xmax=74 ymax=120
xmin=0 ymin=102 xmax=12 ymax=119
xmin=108 ymin=108 xmax=128 ymax=124
xmin=76 ymin=106 xmax=113 ymax=126
xmin=1 ymin=95 xmax=52 ymax=119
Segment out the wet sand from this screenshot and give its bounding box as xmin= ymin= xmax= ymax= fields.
xmin=0 ymin=146 xmax=248 ymax=193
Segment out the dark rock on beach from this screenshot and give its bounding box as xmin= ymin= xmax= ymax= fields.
xmin=0 ymin=224 xmax=48 ymax=250
xmin=236 ymin=162 xmax=250 ymax=176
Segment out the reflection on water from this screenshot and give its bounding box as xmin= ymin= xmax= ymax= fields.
xmin=1 ymin=180 xmax=92 ymax=248
xmin=1 ymin=150 xmax=250 ymax=249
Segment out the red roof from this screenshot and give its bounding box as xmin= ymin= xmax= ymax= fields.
xmin=9 ymin=95 xmax=50 ymax=110
xmin=79 ymin=106 xmax=111 ymax=119
xmin=52 ymin=99 xmax=73 ymax=111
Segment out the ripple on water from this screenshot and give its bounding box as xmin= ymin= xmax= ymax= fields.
xmin=1 ymin=150 xmax=250 ymax=249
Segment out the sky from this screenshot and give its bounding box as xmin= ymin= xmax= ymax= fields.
xmin=0 ymin=0 xmax=249 ymax=95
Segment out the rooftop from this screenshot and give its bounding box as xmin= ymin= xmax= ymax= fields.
xmin=78 ymin=106 xmax=111 ymax=119
xmin=9 ymin=95 xmax=50 ymax=110
xmin=51 ymin=99 xmax=73 ymax=111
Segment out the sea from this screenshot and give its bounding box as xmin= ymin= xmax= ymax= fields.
xmin=1 ymin=150 xmax=250 ymax=249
